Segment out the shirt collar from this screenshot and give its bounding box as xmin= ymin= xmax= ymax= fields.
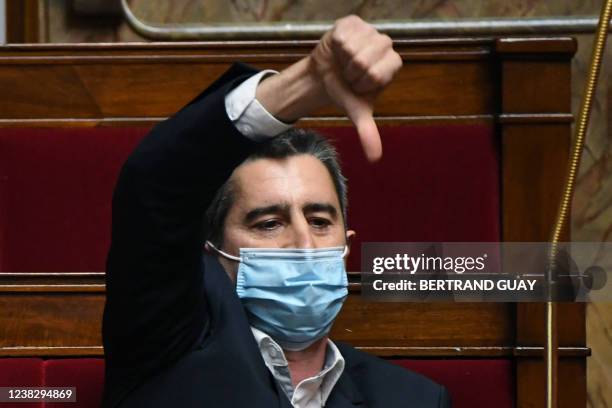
xmin=250 ymin=326 xmax=345 ymax=405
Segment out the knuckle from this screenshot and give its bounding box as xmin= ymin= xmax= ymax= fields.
xmin=363 ymin=23 xmax=376 ymax=36
xmin=394 ymin=52 xmax=403 ymax=69
xmin=351 ymin=55 xmax=369 ymax=73
xmin=341 ymin=41 xmax=357 ymax=58
xmin=333 ymin=19 xmax=344 ymax=32
xmin=380 ymin=34 xmax=393 ymax=48
xmin=336 ymin=14 xmax=357 ymax=30
xmin=367 ymin=68 xmax=384 ymax=85
xmin=345 ymin=14 xmax=362 ymax=24
xmin=331 ymin=30 xmax=344 ymax=46
xmin=348 ymin=14 xmax=372 ymax=33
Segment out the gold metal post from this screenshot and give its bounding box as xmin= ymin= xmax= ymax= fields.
xmin=547 ymin=1 xmax=612 ymax=407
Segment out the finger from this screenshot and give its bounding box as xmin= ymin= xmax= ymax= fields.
xmin=321 ymin=71 xmax=382 ymax=161
xmin=330 ymin=19 xmax=375 ymax=72
xmin=334 ymin=82 xmax=382 ymax=161
xmin=330 ymin=27 xmax=369 ymax=72
xmin=351 ymin=105 xmax=382 ymax=162
xmin=352 ymin=49 xmax=403 ymax=95
xmin=343 ymin=34 xmax=393 ymax=84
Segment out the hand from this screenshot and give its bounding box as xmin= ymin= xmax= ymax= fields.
xmin=255 ymin=15 xmax=402 ymax=162
xmin=310 ymin=15 xmax=403 ymax=161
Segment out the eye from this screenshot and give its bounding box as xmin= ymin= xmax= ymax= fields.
xmin=254 ymin=219 xmax=282 ymax=231
xmin=309 ymin=217 xmax=332 ymax=229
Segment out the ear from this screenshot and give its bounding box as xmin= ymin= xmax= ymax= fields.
xmin=345 ymin=229 xmax=356 ymax=257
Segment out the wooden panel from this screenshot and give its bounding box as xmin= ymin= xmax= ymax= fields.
xmin=6 ymin=0 xmax=40 ymax=44
xmin=502 ymin=124 xmax=571 ymax=242
xmin=516 ymin=303 xmax=586 ymax=346
xmin=0 ymin=293 xmax=104 ymax=348
xmin=0 ymin=279 xmax=513 ymax=358
xmin=502 ymin=60 xmax=572 ymax=114
xmin=0 ymin=63 xmax=493 ymax=120
xmin=496 ymin=38 xmax=576 ymax=55
xmin=0 ymin=280 xmax=588 ymax=359
xmin=516 ymin=358 xmax=586 ymax=408
xmin=0 ymin=40 xmax=496 ymax=121
xmin=499 ymin=38 xmax=574 ymax=115
xmin=332 ymin=299 xmax=513 ymax=348
xmin=497 ymin=38 xmax=584 ymax=407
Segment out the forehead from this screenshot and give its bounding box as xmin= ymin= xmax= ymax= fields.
xmin=230 ymin=154 xmax=340 ymax=209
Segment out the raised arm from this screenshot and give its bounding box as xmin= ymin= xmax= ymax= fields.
xmin=102 ymin=15 xmax=401 ymax=406
xmin=102 ymin=63 xmax=262 ymax=403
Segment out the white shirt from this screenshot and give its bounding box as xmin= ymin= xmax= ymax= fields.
xmin=225 ymin=74 xmax=346 ymax=407
xmin=225 ymin=70 xmax=292 ymax=140
xmin=251 ymin=327 xmax=345 ymax=408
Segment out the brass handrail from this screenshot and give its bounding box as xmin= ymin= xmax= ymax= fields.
xmin=546 ymin=0 xmax=612 ymax=407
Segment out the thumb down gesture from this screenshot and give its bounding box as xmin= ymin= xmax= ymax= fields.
xmin=255 ymin=15 xmax=402 ymax=162
xmin=310 ymin=16 xmax=402 ymax=161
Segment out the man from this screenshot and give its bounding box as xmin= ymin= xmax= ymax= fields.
xmin=102 ymin=15 xmax=451 ymax=408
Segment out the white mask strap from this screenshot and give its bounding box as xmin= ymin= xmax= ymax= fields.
xmin=342 ymin=245 xmax=349 ymax=258
xmin=205 ymin=241 xmax=241 ymax=262
xmin=206 ymin=241 xmax=348 ymax=261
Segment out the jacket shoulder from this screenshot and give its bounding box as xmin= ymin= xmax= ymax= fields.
xmin=336 ymin=342 xmax=451 ymax=407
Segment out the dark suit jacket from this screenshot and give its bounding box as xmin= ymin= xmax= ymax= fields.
xmin=102 ymin=63 xmax=451 ymax=408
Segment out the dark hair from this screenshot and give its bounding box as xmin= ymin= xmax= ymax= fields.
xmin=204 ymin=128 xmax=348 ymax=246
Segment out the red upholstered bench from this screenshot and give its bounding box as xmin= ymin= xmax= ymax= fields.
xmin=0 ymin=359 xmax=104 ymax=408
xmin=0 ymin=358 xmax=512 ymax=407
xmin=0 ymin=125 xmax=499 ymax=272
xmin=0 ymin=125 xmax=505 ymax=407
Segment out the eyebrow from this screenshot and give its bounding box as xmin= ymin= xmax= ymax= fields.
xmin=243 ymin=202 xmax=338 ymax=223
xmin=244 ymin=204 xmax=290 ymax=223
xmin=303 ymin=202 xmax=338 ymax=220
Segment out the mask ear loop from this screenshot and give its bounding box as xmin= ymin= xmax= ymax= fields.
xmin=205 ymin=241 xmax=242 ymax=262
xmin=206 ymin=241 xmax=348 ymax=260
xmin=342 ymin=245 xmax=349 ymax=258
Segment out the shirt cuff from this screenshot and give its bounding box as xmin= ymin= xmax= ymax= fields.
xmin=225 ymin=70 xmax=293 ymax=142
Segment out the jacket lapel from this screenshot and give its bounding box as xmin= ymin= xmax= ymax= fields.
xmin=325 ymin=371 xmax=366 ymax=408
xmin=203 ymin=255 xmax=288 ymax=408
xmin=270 ymin=376 xmax=294 ymax=408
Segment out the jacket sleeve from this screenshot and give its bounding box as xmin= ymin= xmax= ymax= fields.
xmin=438 ymin=385 xmax=452 ymax=408
xmin=102 ymin=63 xmax=259 ymax=404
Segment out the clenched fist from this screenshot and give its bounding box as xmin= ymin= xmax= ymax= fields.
xmin=311 ymin=15 xmax=402 ymax=161
xmin=256 ymin=15 xmax=402 ymax=162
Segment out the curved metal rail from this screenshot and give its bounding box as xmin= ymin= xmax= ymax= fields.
xmin=120 ymin=0 xmax=610 ymax=40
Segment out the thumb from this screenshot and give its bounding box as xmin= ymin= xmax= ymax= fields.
xmin=348 ymin=102 xmax=382 ymax=162
xmin=323 ymin=73 xmax=382 ymax=162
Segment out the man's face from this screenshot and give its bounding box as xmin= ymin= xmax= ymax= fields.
xmin=217 ymin=154 xmax=354 ymax=280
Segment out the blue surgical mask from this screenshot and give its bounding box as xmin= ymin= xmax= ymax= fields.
xmin=207 ymin=242 xmax=349 ymax=351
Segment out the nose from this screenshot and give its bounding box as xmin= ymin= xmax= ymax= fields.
xmin=289 ymin=213 xmax=315 ymax=249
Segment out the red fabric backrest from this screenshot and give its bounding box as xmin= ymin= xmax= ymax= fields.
xmin=0 ymin=359 xmax=44 ymax=408
xmin=319 ymin=125 xmax=500 ymax=271
xmin=44 ymin=359 xmax=104 ymax=408
xmin=0 ymin=358 xmax=512 ymax=407
xmin=0 ymin=125 xmax=499 ymax=273
xmin=392 ymin=359 xmax=514 ymax=408
xmin=0 ymin=359 xmax=104 ymax=408
xmin=0 ymin=128 xmax=146 ymax=272
xmin=0 ymin=124 xmax=504 ymax=405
